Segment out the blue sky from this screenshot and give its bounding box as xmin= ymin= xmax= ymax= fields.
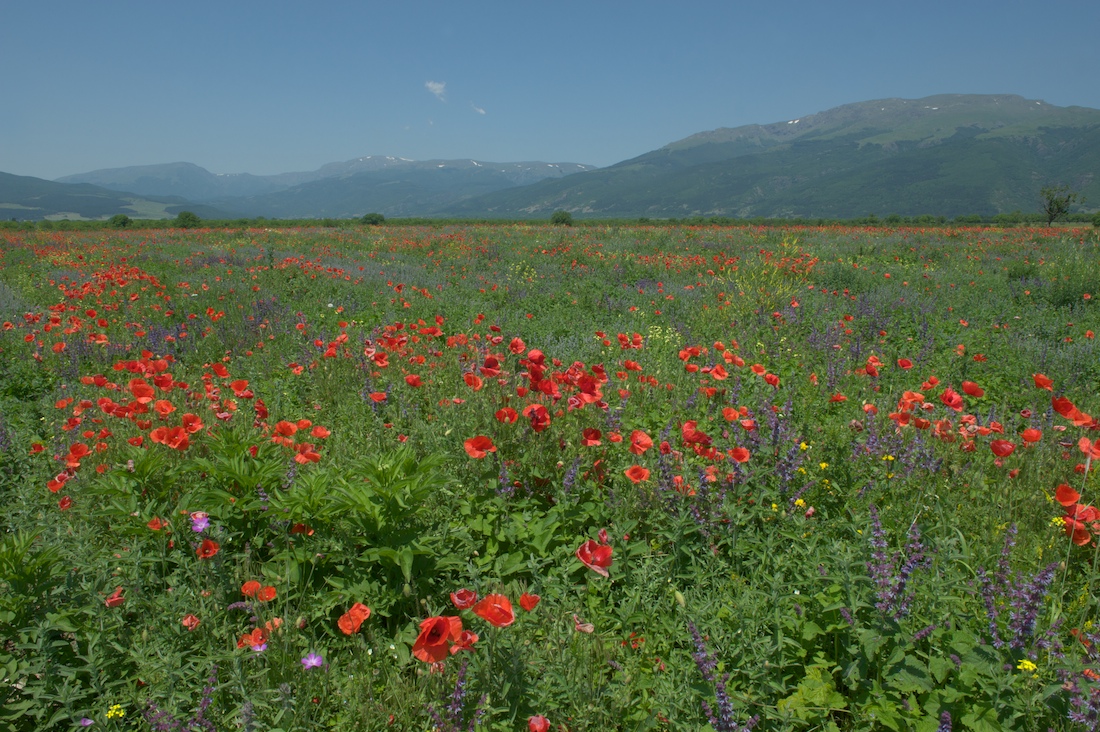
xmin=3 ymin=0 xmax=1098 ymax=180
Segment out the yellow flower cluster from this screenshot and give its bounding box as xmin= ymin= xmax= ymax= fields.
xmin=106 ymin=704 xmax=125 ymax=719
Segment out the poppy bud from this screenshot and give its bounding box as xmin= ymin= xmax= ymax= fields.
xmin=403 ymin=583 xmax=412 ymax=597
xmin=674 ymin=590 xmax=686 ymax=608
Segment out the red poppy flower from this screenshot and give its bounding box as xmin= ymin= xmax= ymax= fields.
xmin=1056 ymin=484 xmax=1081 ymax=506
xmin=463 ymin=436 xmax=496 ymax=459
xmin=105 ymin=586 xmax=125 ymax=608
xmin=241 ymin=580 xmax=261 ymax=597
xmin=450 ymin=629 xmax=479 ymax=654
xmin=624 ymin=465 xmax=650 ymax=484
xmin=529 ymin=715 xmax=551 ymax=732
xmin=897 ymin=358 xmax=913 ymax=370
xmin=961 ymin=381 xmax=984 ymax=398
xmin=940 ymin=388 xmax=963 ymax=412
xmin=58 ymin=496 xmax=72 ymax=510
xmin=450 ymin=588 xmax=478 ymax=609
xmin=509 ymin=337 xmax=526 ymax=354
xmin=764 ymin=373 xmax=780 ymax=388
xmin=405 ymin=374 xmax=422 ymax=387
xmin=1033 ymin=373 xmax=1053 ymax=391
xmin=519 ymin=592 xmax=541 ymax=612
xmin=257 ymin=586 xmax=277 ymax=602
xmin=338 ymin=602 xmax=371 ymax=635
xmin=412 ymin=616 xmax=463 ymax=663
xmin=464 ymin=373 xmax=483 ymax=391
xmin=523 ymin=404 xmax=551 ymax=432
xmin=495 ymin=407 xmax=518 ymax=424
xmin=990 ymin=440 xmax=1015 ymax=458
xmin=629 ymin=430 xmax=653 ymax=455
xmin=196 ymin=538 xmax=220 ymax=559
xmin=729 ymin=447 xmax=751 ymax=463
xmin=181 ymin=614 xmax=200 ymax=631
xmin=1080 ymin=437 xmax=1100 ymax=460
xmin=1021 ymin=428 xmax=1042 ymax=444
xmin=576 ymin=538 xmax=613 ymax=577
xmin=581 ymin=428 xmax=602 ymax=446
xmin=472 ymin=593 xmax=515 ymax=628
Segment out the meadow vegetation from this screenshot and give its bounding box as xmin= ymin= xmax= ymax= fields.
xmin=1 ymin=223 xmax=1099 ymax=731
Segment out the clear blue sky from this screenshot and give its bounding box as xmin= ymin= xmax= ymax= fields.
xmin=3 ymin=0 xmax=1098 ymax=180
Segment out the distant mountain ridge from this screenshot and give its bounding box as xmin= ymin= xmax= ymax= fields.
xmin=57 ymin=157 xmax=595 ymax=214
xmin=442 ymin=94 xmax=1100 ymax=219
xmin=7 ymin=94 xmax=1100 ymax=221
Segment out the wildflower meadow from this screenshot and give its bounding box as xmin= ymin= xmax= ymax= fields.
xmin=2 ymin=222 xmax=1100 ymax=731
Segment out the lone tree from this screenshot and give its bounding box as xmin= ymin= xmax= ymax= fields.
xmin=1040 ymin=185 xmax=1080 ymax=227
xmin=107 ymin=214 xmax=132 ymax=228
xmin=361 ymin=212 xmax=385 ymax=226
xmin=550 ymin=210 xmax=574 ymax=226
xmin=173 ymin=211 xmax=201 ymax=229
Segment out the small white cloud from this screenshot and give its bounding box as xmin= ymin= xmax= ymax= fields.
xmin=425 ymin=81 xmax=446 ymax=101
xmin=471 ymin=103 xmax=486 ymax=115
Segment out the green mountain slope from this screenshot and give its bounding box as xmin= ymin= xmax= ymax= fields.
xmin=443 ymin=94 xmax=1100 ymax=218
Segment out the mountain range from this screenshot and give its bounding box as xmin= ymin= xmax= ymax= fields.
xmin=5 ymin=94 xmax=1099 ymax=221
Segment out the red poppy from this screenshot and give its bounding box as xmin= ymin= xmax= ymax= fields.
xmin=729 ymin=447 xmax=751 ymax=463
xmin=241 ymin=580 xmax=261 ymax=597
xmin=181 ymin=614 xmax=200 ymax=631
xmin=581 ymin=428 xmax=602 ymax=446
xmin=961 ymin=381 xmax=984 ymax=398
xmin=196 ymin=538 xmax=220 ymax=559
xmin=990 ymin=440 xmax=1015 ymax=458
xmin=450 ymin=588 xmax=478 ymax=609
xmin=472 ymin=593 xmax=515 ymax=627
xmin=1080 ymin=437 xmax=1100 ymax=460
xmin=523 ymin=404 xmax=551 ymax=432
xmin=105 ymin=586 xmax=125 ymax=608
xmin=576 ymin=538 xmax=613 ymax=577
xmin=529 ymin=715 xmax=551 ymax=732
xmin=463 ymin=436 xmax=496 ymax=459
xmin=338 ymin=602 xmax=371 ymax=635
xmin=412 ymin=616 xmax=463 ymax=663
xmin=519 ymin=592 xmax=541 ymax=612
xmin=624 ymin=465 xmax=650 ymax=484
xmin=764 ymin=373 xmax=780 ymax=388
xmin=940 ymin=388 xmax=963 ymax=412
xmin=450 ymin=629 xmax=479 ymax=654
xmin=509 ymin=337 xmax=526 ymax=354
xmin=1021 ymin=428 xmax=1042 ymax=444
xmin=897 ymin=358 xmax=913 ymax=370
xmin=1056 ymin=484 xmax=1081 ymax=506
xmin=463 ymin=373 xmax=483 ymax=391
xmin=58 ymin=496 xmax=72 ymax=510
xmin=1033 ymin=373 xmax=1053 ymax=391
xmin=405 ymin=374 xmax=422 ymax=387
xmin=256 ymin=586 xmax=277 ymax=602
xmin=629 ymin=430 xmax=653 ymax=455
xmin=495 ymin=407 xmax=518 ymax=424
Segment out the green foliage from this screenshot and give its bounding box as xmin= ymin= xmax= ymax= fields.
xmin=361 ymin=212 xmax=385 ymax=225
xmin=1040 ymin=184 xmax=1080 ymax=227
xmin=106 ymin=213 xmax=132 ymax=228
xmin=550 ymin=210 xmax=574 ymax=226
xmin=173 ymin=210 xmax=201 ymax=228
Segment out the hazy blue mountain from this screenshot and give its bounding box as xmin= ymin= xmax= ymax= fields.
xmin=213 ymin=159 xmax=595 ymax=218
xmin=57 ymin=162 xmax=283 ymax=200
xmin=0 ymin=172 xmax=229 ymax=221
xmin=56 ymin=157 xmax=595 ymax=216
xmin=441 ymin=94 xmax=1100 ymax=219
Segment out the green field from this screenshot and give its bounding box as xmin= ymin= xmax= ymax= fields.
xmin=1 ymin=223 xmax=1099 ymax=731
